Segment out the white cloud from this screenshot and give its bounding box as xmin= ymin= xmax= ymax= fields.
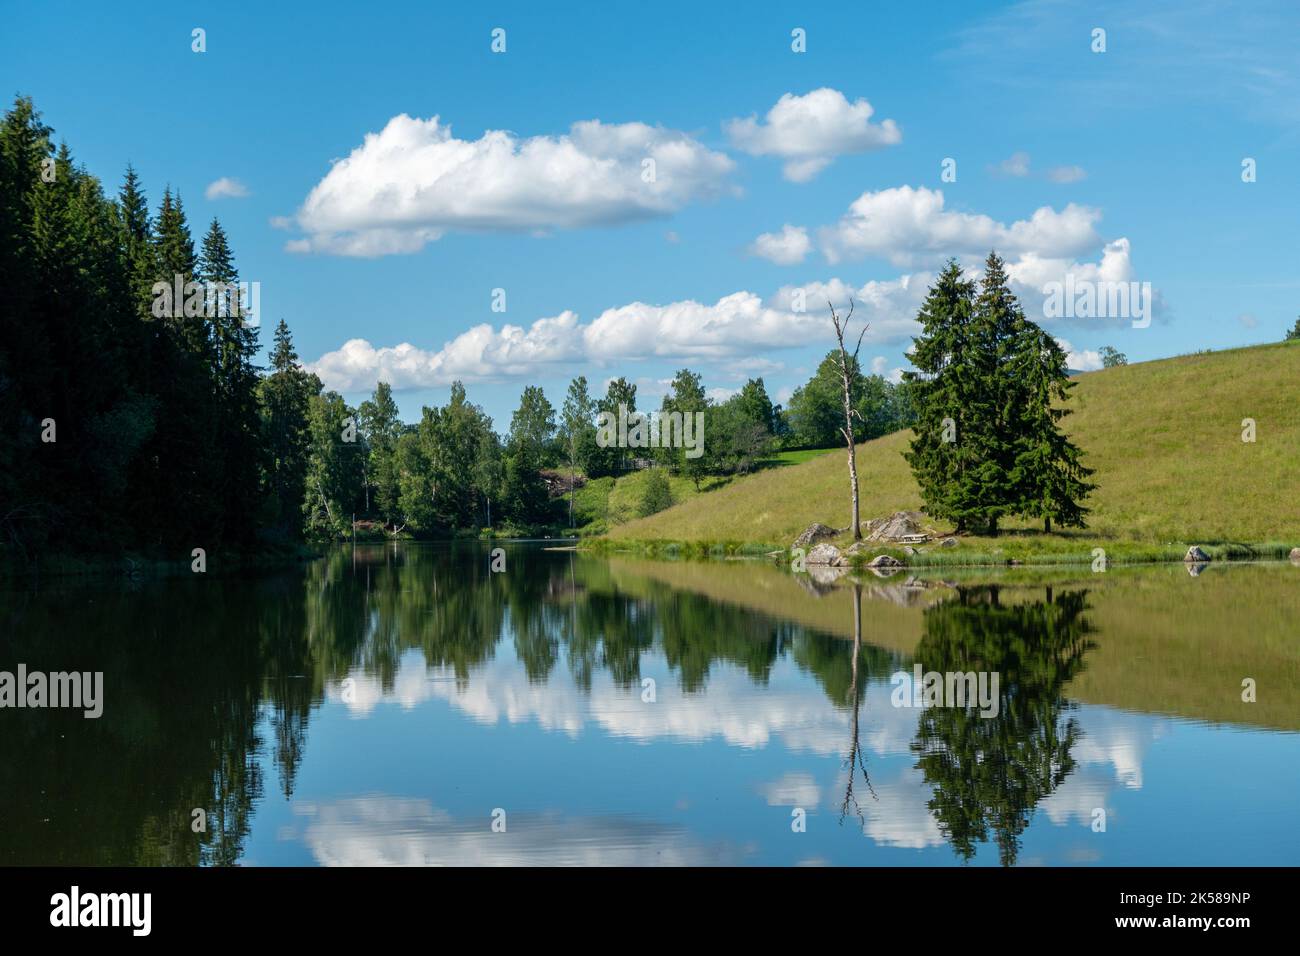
xmin=770 ymin=273 xmax=932 ymax=345
xmin=759 ymin=772 xmax=821 ymax=807
xmin=819 ymin=185 xmax=1102 ymax=267
xmin=286 ymin=114 xmax=737 ymax=256
xmin=996 ymin=151 xmax=1031 ymax=177
xmin=1057 ymin=337 xmax=1103 ymax=371
xmin=1048 ymin=164 xmax=1087 ymax=183
xmin=310 ymin=311 xmax=584 ymax=391
xmin=582 ymin=291 xmax=825 ymax=362
xmin=205 ymin=177 xmax=249 ymax=200
xmin=749 ymin=224 xmax=812 ymax=265
xmin=294 ymin=796 xmax=745 ymax=866
xmin=308 ymin=238 xmax=1146 ymax=393
xmin=725 ymin=88 xmax=901 ymax=182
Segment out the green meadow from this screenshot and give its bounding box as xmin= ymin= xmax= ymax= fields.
xmin=603 ymin=342 xmax=1300 ymax=561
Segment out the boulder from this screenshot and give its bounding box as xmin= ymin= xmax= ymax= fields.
xmin=793 ymin=523 xmax=839 ymax=550
xmin=1184 ymin=545 xmax=1211 ymax=563
xmin=939 ymin=537 xmax=958 ymax=548
xmin=866 ymin=511 xmax=927 ymax=543
xmin=806 ymin=543 xmax=847 ymax=567
xmin=1290 ymin=547 xmax=1300 ymax=564
xmin=866 ymin=554 xmax=904 ymax=570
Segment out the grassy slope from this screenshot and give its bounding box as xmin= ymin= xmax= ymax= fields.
xmin=571 ymin=449 xmax=836 ymax=534
xmin=610 ymin=342 xmax=1300 ymax=550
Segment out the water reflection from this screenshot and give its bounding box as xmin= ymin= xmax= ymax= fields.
xmin=1 ymin=543 xmax=1296 ymax=866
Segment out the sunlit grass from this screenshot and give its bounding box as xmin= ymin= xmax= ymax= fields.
xmin=607 ymin=342 xmax=1300 ymax=557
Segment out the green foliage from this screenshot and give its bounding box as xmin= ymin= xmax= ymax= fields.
xmin=302 ymin=392 xmax=365 ymax=538
xmin=905 ymin=254 xmax=1094 ymax=535
xmin=1285 ymin=317 xmax=1300 ymax=342
xmin=357 ymin=381 xmax=403 ymax=522
xmin=784 ymin=353 xmax=909 ymax=448
xmin=658 ymin=368 xmax=709 ymax=489
xmin=1099 ymin=345 xmax=1128 ymax=367
xmin=258 ymin=320 xmax=318 ymax=539
xmin=586 ymin=377 xmax=636 ymax=477
xmin=637 ymin=468 xmax=674 ymax=517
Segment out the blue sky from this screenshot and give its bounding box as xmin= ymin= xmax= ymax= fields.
xmin=5 ymin=0 xmax=1298 ymax=426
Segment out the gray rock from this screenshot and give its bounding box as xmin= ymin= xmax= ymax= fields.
xmin=939 ymin=537 xmax=958 ymax=548
xmin=806 ymin=543 xmax=846 ymax=567
xmin=1289 ymin=547 xmax=1300 ymax=564
xmin=1184 ymin=545 xmax=1211 ymax=563
xmin=866 ymin=554 xmax=904 ymax=569
xmin=865 ymin=511 xmax=926 ymax=543
xmin=793 ymin=523 xmax=839 ymax=550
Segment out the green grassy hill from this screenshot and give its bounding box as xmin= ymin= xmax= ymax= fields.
xmin=570 ymin=448 xmax=836 ymax=535
xmin=608 ymin=342 xmax=1300 ymax=555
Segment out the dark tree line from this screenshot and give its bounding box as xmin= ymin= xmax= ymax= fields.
xmin=1 ymin=97 xmax=265 ymax=557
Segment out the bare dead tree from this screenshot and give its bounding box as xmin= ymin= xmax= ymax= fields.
xmin=830 ymin=299 xmax=868 ymax=540
xmin=840 ymin=583 xmax=877 ymax=827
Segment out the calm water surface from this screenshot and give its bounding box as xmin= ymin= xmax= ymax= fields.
xmin=3 ymin=542 xmax=1297 ymax=866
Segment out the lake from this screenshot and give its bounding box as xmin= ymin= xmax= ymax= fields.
xmin=2 ymin=542 xmax=1297 ymax=866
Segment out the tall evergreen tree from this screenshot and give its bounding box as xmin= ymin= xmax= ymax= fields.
xmin=905 ymin=254 xmax=1093 ymax=535
xmin=259 ymin=319 xmax=317 ymax=537
xmin=199 ymin=217 xmax=263 ymax=546
xmin=904 ymin=260 xmax=978 ymax=529
xmin=1008 ymin=327 xmax=1096 ymax=531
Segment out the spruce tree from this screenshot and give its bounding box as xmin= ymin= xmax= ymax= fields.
xmin=1008 ymin=326 xmax=1095 ymax=531
xmin=903 ymin=260 xmax=978 ymax=530
xmin=961 ymin=252 xmax=1026 ymax=535
xmin=259 ymin=319 xmax=317 ymax=537
xmin=199 ymin=217 xmax=264 ymax=546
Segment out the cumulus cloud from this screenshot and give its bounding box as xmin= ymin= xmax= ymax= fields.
xmin=307 ymin=237 xmax=1148 ymax=393
xmin=725 ymin=88 xmax=901 ymax=182
xmin=205 ymin=177 xmax=249 ymax=200
xmin=819 ymin=185 xmax=1102 ymax=267
xmin=310 ymin=311 xmax=585 ymax=391
xmin=285 ymin=114 xmax=737 ymax=256
xmin=770 ymin=272 xmax=940 ymax=346
xmin=748 ymin=224 xmax=812 ymax=265
xmin=1056 ymin=337 xmax=1103 ymax=371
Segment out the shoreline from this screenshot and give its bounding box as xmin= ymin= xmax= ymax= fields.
xmin=582 ymin=535 xmax=1300 ymax=570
